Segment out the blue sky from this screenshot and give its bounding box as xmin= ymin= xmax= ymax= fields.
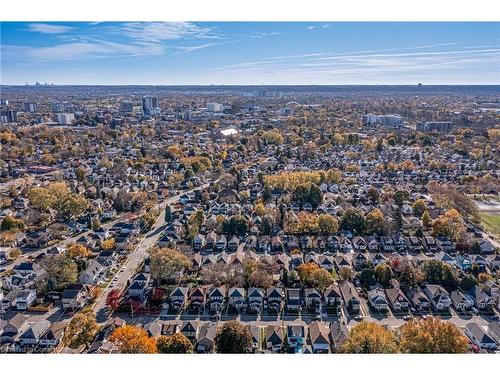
xmin=1 ymin=22 xmax=499 ymax=85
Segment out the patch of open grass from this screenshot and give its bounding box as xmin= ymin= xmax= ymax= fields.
xmin=479 ymin=213 xmax=500 ymax=239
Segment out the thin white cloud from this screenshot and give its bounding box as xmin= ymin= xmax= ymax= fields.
xmin=26 ymin=23 xmax=74 ymax=34
xmin=306 ymin=26 xmax=316 ymax=30
xmin=117 ymin=22 xmax=219 ymax=43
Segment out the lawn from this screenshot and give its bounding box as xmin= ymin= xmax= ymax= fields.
xmin=479 ymin=213 xmax=500 ymax=239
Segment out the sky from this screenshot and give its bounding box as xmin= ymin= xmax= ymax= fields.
xmin=1 ymin=22 xmax=499 ymax=85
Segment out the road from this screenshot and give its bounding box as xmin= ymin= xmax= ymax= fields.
xmin=93 ymin=183 xmax=211 ymax=322
xmin=1 ymin=213 xmax=134 ymax=274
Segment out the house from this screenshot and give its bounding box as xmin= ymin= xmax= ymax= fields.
xmin=247 ymin=287 xmax=265 ymax=313
xmin=127 ymin=273 xmax=150 ymax=301
xmin=465 ymin=323 xmax=498 ymax=350
xmin=227 ymin=236 xmax=240 ymax=251
xmin=215 ymin=235 xmax=227 ymax=251
xmin=368 ymin=288 xmax=388 ymax=311
xmin=179 ymin=321 xmax=200 ymax=343
xmin=329 ymin=319 xmax=348 ymax=352
xmin=406 ymin=287 xmax=431 ymax=311
xmin=352 ymin=236 xmax=367 ymax=251
xmin=188 ymin=287 xmax=206 ymax=311
xmin=354 ymin=253 xmax=369 ymax=269
xmin=324 ymin=284 xmax=342 ymax=308
xmin=265 ymin=325 xmax=285 ymax=352
xmin=228 ymin=287 xmax=246 ymax=312
xmin=169 ymin=287 xmax=188 ymax=310
xmin=79 ymin=258 xmax=106 ymax=285
xmin=266 ymin=287 xmax=283 ymax=312
xmin=0 ymin=313 xmax=28 ymax=343
xmin=208 ymin=286 xmax=226 ymax=312
xmin=286 ymin=288 xmax=302 ymax=312
xmin=18 ymin=319 xmax=50 ymax=346
xmin=16 ymin=289 xmax=36 ymax=310
xmin=62 ymin=284 xmax=88 ymax=310
xmin=287 ymin=325 xmax=306 ymax=353
xmin=195 ymin=322 xmax=217 ymax=353
xmin=339 ymin=281 xmax=360 ymax=312
xmin=308 ymin=322 xmax=331 ymax=353
xmin=304 ymin=288 xmax=322 ymax=312
xmin=424 ymin=285 xmax=451 ymax=311
xmin=39 ymin=322 xmax=66 ymax=348
xmin=385 ymin=288 xmax=410 ymax=311
xmin=450 ymin=290 xmax=474 ymax=312
xmin=193 ymin=234 xmax=205 ymax=251
xmin=468 ymin=286 xmax=494 ymax=310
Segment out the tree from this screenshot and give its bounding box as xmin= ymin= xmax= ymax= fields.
xmin=359 ymin=267 xmax=375 ymax=287
xmin=1 ymin=215 xmax=26 ymax=231
xmin=393 ymin=190 xmax=410 ymax=207
xmin=412 ymin=199 xmax=427 ymax=217
xmin=441 ymin=264 xmax=458 ymax=289
xmin=164 ymin=205 xmax=173 ymax=222
xmin=318 ymin=213 xmax=339 ymax=234
xmin=41 ymin=254 xmax=78 ymax=291
xmin=374 ymin=263 xmax=392 ymax=286
xmin=63 ymin=311 xmax=100 ymax=349
xmin=8 ymin=248 xmax=21 ymax=260
xmin=106 ymin=289 xmax=123 ymax=311
xmin=222 ymin=215 xmax=248 ymax=236
xmin=149 ymin=247 xmax=190 ymax=284
xmin=215 ymin=321 xmax=253 ymax=353
xmin=399 ymin=317 xmax=468 ymax=353
xmin=367 ymin=186 xmax=379 ymax=205
xmin=292 ymin=182 xmax=323 ymax=209
xmin=421 ymin=210 xmax=432 ymax=227
xmin=109 ymin=325 xmax=157 ymax=353
xmin=365 ymin=208 xmax=386 ymax=235
xmin=67 ymin=243 xmax=92 ymax=259
xmin=422 ymin=259 xmax=444 ymax=283
xmin=341 ymin=322 xmax=397 ymax=353
xmin=459 ymin=274 xmax=478 ymax=292
xmin=340 ymin=208 xmax=365 ymax=233
xmin=296 ymin=262 xmax=333 ymax=291
xmin=101 ymin=238 xmax=116 ymax=251
xmin=27 ymin=182 xmax=88 ymax=220
xmin=157 ymin=332 xmax=193 ymax=353
xmin=432 ymin=209 xmax=465 ymax=242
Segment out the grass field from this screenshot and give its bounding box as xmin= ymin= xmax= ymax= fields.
xmin=479 ymin=212 xmax=500 ymax=239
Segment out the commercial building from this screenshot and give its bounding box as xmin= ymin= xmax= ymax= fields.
xmin=416 ymin=121 xmax=453 ymax=133
xmin=0 ymin=109 xmax=18 ymax=123
xmin=206 ymin=102 xmax=224 ymax=113
xmin=362 ymin=114 xmax=404 ymax=128
xmin=23 ymin=101 xmax=38 ymax=113
xmin=57 ymin=113 xmax=75 ymax=125
xmin=142 ymin=96 xmax=160 ymax=115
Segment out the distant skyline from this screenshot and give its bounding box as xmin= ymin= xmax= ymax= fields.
xmin=1 ymin=22 xmax=499 ymax=85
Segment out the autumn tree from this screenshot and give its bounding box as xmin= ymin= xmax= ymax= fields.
xmin=1 ymin=215 xmax=26 ymax=231
xmin=149 ymin=247 xmax=191 ymax=285
xmin=156 ymin=332 xmax=193 ymax=353
xmin=109 ymin=325 xmax=157 ymax=353
xmin=367 ymin=186 xmax=380 ymax=205
xmin=318 ymin=213 xmax=339 ymax=234
xmin=399 ymin=317 xmax=468 ymax=353
xmin=67 ymin=243 xmax=92 ymax=259
xmin=432 ymin=209 xmax=465 ymax=242
xmin=101 ymin=238 xmax=116 ymax=251
xmin=63 ymin=311 xmax=100 ymax=349
xmin=296 ymin=263 xmax=333 ymax=291
xmin=341 ymin=322 xmax=397 ymax=353
xmin=412 ymin=199 xmax=427 ymax=217
xmin=421 ymin=210 xmax=432 ymax=227
xmin=365 ymin=208 xmax=386 ymax=235
xmin=215 ymin=321 xmax=253 ymax=353
xmin=106 ymin=289 xmax=123 ymax=311
xmin=41 ymin=254 xmax=78 ymax=291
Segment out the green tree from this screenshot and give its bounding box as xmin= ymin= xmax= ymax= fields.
xmin=291 ymin=182 xmax=323 ymax=209
xmin=412 ymin=199 xmax=427 ymax=217
xmin=374 ymin=263 xmax=392 ymax=286
xmin=215 ymin=321 xmax=253 ymax=353
xmin=0 ymin=215 xmax=26 ymax=231
xmin=63 ymin=311 xmax=100 ymax=349
xmin=41 ymin=254 xmax=78 ymax=291
xmin=340 ymin=208 xmax=365 ymax=233
xmin=459 ymin=274 xmax=478 ymax=292
xmin=157 ymin=332 xmax=193 ymax=353
xmin=223 ymin=215 xmax=248 ymax=236
xmin=393 ymin=190 xmax=410 ymax=207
